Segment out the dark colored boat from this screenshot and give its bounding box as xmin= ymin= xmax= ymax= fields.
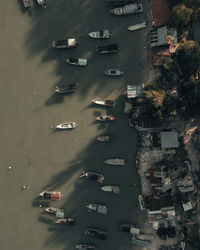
xmin=84 ymin=228 xmax=107 ymax=240
xmin=96 ymin=43 xmax=118 ymax=54
xmin=106 ymin=0 xmax=134 ymax=6
xmin=22 ymin=0 xmax=31 ymax=8
xmin=55 ymin=83 xmax=79 ymax=94
xmin=52 ymin=38 xmax=79 ymax=49
xmin=96 ymin=135 xmax=112 ymax=142
xmin=79 ymin=171 xmax=104 ymax=183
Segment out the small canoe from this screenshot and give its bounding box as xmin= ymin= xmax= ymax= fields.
xmin=128 ymin=22 xmax=146 ymax=31
xmin=104 ymin=158 xmax=125 ymax=166
xmin=56 ymin=122 xmax=77 ymax=129
xmin=96 ymin=115 xmax=116 ymax=122
xmin=92 ymin=98 xmax=115 ymax=107
xmin=96 ymin=135 xmax=112 ymax=142
xmin=104 ymin=69 xmax=124 ymax=76
xmin=101 ymin=185 xmax=120 ymax=194
xmin=88 ymin=30 xmax=111 ymax=39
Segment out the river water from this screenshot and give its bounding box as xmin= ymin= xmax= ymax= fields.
xmin=0 ymin=0 xmax=151 ymax=249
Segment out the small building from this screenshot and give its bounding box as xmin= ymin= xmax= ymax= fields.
xmin=160 ymin=131 xmax=179 ymax=149
xmin=127 ymin=84 xmax=144 ymax=99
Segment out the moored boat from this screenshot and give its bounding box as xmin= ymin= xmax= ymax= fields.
xmin=84 ymin=228 xmax=107 ymax=240
xmin=128 ymin=22 xmax=146 ymax=31
xmin=120 ymin=224 xmax=140 ymax=234
xmin=37 ymin=0 xmax=46 ymax=8
xmin=56 ymin=218 xmax=75 ymax=225
xmin=138 ymin=194 xmax=146 ymax=211
xmin=55 ymin=83 xmax=79 ymax=94
xmin=104 ymin=158 xmax=125 ymax=166
xmin=39 ymin=191 xmax=63 ymax=200
xmin=133 ymin=234 xmax=154 ymax=241
xmin=88 ymin=30 xmax=111 ymax=39
xmin=96 ymin=135 xmax=112 ymax=142
xmin=86 ymin=204 xmax=107 ymax=214
xmin=101 ymin=185 xmax=120 ymax=194
xmin=130 ymin=236 xmax=149 ymax=246
xmin=96 ymin=43 xmax=118 ymax=54
xmin=52 ymin=38 xmax=79 ymax=48
xmin=96 ymin=115 xmax=116 ymax=122
xmin=45 ymin=207 xmax=64 ymax=218
xmin=79 ymin=171 xmax=104 ymax=183
xmin=22 ymin=0 xmax=31 ymax=8
xmin=92 ymin=98 xmax=115 ymax=107
xmin=56 ymin=122 xmax=77 ymax=129
xmin=75 ymin=244 xmax=96 ymax=250
xmin=65 ymin=58 xmax=87 ymax=66
xmin=104 ymin=68 xmax=124 ymax=76
xmin=110 ymin=3 xmax=143 ymax=16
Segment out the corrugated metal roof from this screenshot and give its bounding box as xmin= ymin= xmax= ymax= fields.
xmin=160 ymin=131 xmax=179 ymax=148
xmin=127 ymin=85 xmax=143 ymax=98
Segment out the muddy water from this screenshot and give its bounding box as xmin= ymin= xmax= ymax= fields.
xmin=0 ymin=0 xmax=151 ymax=249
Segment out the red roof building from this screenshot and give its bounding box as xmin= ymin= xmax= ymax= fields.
xmin=150 ymin=0 xmax=171 ymax=27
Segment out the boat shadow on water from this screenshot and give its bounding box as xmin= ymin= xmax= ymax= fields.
xmin=45 ymin=93 xmax=65 ymax=106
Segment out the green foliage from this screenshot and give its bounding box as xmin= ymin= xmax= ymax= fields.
xmin=171 ymin=4 xmax=193 ymax=26
xmin=177 ymin=41 xmax=200 ymax=80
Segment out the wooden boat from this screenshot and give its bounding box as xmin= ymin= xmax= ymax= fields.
xmin=65 ymin=58 xmax=87 ymax=66
xmin=96 ymin=135 xmax=112 ymax=142
xmin=88 ymin=30 xmax=111 ymax=39
xmin=75 ymin=244 xmax=96 ymax=250
xmin=106 ymin=0 xmax=134 ymax=7
xmin=86 ymin=204 xmax=107 ymax=214
xmin=101 ymin=185 xmax=120 ymax=194
xmin=39 ymin=191 xmax=63 ymax=200
xmin=96 ymin=115 xmax=116 ymax=122
xmin=56 ymin=218 xmax=75 ymax=225
xmin=104 ymin=158 xmax=125 ymax=166
xmin=128 ymin=22 xmax=146 ymax=31
xmin=55 ymin=83 xmax=79 ymax=94
xmin=22 ymin=0 xmax=31 ymax=8
xmin=79 ymin=171 xmax=104 ymax=183
xmin=96 ymin=43 xmax=118 ymax=54
xmin=37 ymin=0 xmax=46 ymax=8
xmin=84 ymin=228 xmax=107 ymax=240
xmin=130 ymin=236 xmax=149 ymax=246
xmin=45 ymin=207 xmax=64 ymax=218
xmin=52 ymin=38 xmax=79 ymax=48
xmin=104 ymin=69 xmax=124 ymax=76
xmin=138 ymin=194 xmax=146 ymax=211
xmin=133 ymin=234 xmax=154 ymax=241
xmin=56 ymin=122 xmax=77 ymax=129
xmin=110 ymin=3 xmax=143 ymax=16
xmin=92 ymin=98 xmax=115 ymax=107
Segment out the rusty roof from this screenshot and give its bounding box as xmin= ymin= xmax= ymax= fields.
xmin=150 ymin=0 xmax=171 ymax=27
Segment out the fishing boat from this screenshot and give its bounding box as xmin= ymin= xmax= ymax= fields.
xmin=86 ymin=204 xmax=107 ymax=214
xmin=39 ymin=191 xmax=63 ymax=200
xmin=92 ymin=98 xmax=115 ymax=107
xmin=128 ymin=22 xmax=146 ymax=31
xmin=84 ymin=228 xmax=107 ymax=240
xmin=96 ymin=115 xmax=116 ymax=122
xmin=104 ymin=158 xmax=125 ymax=166
xmin=79 ymin=171 xmax=104 ymax=183
xmin=88 ymin=30 xmax=111 ymax=39
xmin=110 ymin=3 xmax=143 ymax=16
xmin=55 ymin=83 xmax=79 ymax=94
xmin=138 ymin=194 xmax=146 ymax=211
xmin=45 ymin=207 xmax=64 ymax=218
xmin=104 ymin=69 xmax=124 ymax=76
xmin=130 ymin=236 xmax=149 ymax=246
xmin=52 ymin=38 xmax=79 ymax=48
xmin=56 ymin=122 xmax=77 ymax=129
xmin=65 ymin=58 xmax=87 ymax=66
xmin=96 ymin=135 xmax=112 ymax=142
xmin=75 ymin=244 xmax=96 ymax=250
xmin=96 ymin=43 xmax=118 ymax=54
xmin=101 ymin=185 xmax=120 ymax=194
xmin=133 ymin=234 xmax=154 ymax=241
xmin=56 ymin=218 xmax=75 ymax=225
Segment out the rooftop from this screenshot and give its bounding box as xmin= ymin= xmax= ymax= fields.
xmin=160 ymin=131 xmax=179 ymax=149
xmin=150 ymin=0 xmax=171 ymax=27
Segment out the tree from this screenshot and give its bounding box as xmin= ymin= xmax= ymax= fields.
xmin=177 ymin=41 xmax=200 ymax=80
xmin=171 ymin=4 xmax=193 ymax=26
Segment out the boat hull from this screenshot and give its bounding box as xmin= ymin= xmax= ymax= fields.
xmin=104 ymin=158 xmax=125 ymax=166
xmin=104 ymin=69 xmax=124 ymax=76
xmin=56 ymin=122 xmax=77 ymax=129
xmin=96 ymin=136 xmax=111 ymax=142
xmin=101 ymin=185 xmax=120 ymax=194
xmin=96 ymin=115 xmax=116 ymax=121
xmin=128 ymin=22 xmax=146 ymax=31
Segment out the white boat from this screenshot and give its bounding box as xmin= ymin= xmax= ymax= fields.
xmin=65 ymin=58 xmax=87 ymax=66
xmin=56 ymin=122 xmax=77 ymax=129
xmin=104 ymin=69 xmax=124 ymax=76
xmin=138 ymin=194 xmax=146 ymax=211
xmin=110 ymin=3 xmax=143 ymax=16
xmin=128 ymin=22 xmax=146 ymax=31
xmin=86 ymin=204 xmax=107 ymax=214
xmin=92 ymin=98 xmax=115 ymax=107
xmin=45 ymin=207 xmax=65 ymax=218
xmin=88 ymin=30 xmax=111 ymax=39
xmin=104 ymin=158 xmax=125 ymax=166
xmin=101 ymin=185 xmax=120 ymax=194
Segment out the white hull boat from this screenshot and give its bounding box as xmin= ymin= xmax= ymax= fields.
xmin=104 ymin=158 xmax=125 ymax=166
xmin=88 ymin=30 xmax=111 ymax=39
xmin=56 ymin=122 xmax=77 ymax=129
xmin=138 ymin=194 xmax=146 ymax=211
xmin=101 ymin=185 xmax=120 ymax=194
xmin=110 ymin=3 xmax=143 ymax=16
xmin=128 ymin=22 xmax=146 ymax=31
xmin=92 ymin=98 xmax=115 ymax=107
xmin=65 ymin=58 xmax=87 ymax=66
xmin=86 ymin=204 xmax=107 ymax=214
xmin=104 ymin=69 xmax=124 ymax=76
